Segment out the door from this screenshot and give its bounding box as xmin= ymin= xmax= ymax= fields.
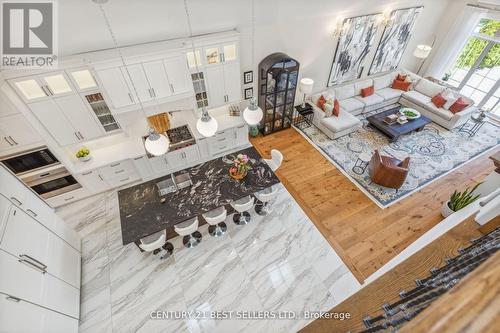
xmin=96 ymin=68 xmax=135 ymax=108
xmin=1 ymin=207 xmax=50 ymax=272
xmin=46 ymin=232 xmax=81 ymax=288
xmin=10 ymin=77 xmax=49 ymax=103
xmin=0 ymin=128 xmax=13 ymax=151
xmin=39 ymin=72 xmax=74 ymax=98
xmin=0 ymin=166 xmax=27 ymax=208
xmin=149 ymin=156 xmax=171 ymax=175
xmin=164 ymin=56 xmax=192 ymax=95
xmin=204 ymin=45 xmax=222 ymax=66
xmin=29 ymin=99 xmax=79 ymax=146
xmin=206 ymin=66 xmax=225 ymax=107
xmin=67 ymin=68 xmax=98 ymax=92
xmin=132 ymin=155 xmax=154 ymax=180
xmin=234 ymin=124 xmax=248 ymax=147
xmin=0 ymin=293 xmax=45 ymax=333
xmin=223 ymin=62 xmax=242 ymax=103
xmin=0 ymin=114 xmax=42 ymax=150
xmin=76 ymin=170 xmax=109 ymax=194
xmin=55 ymin=94 xmax=102 ymax=141
xmin=142 ymin=61 xmax=172 ymax=99
xmin=167 ymin=150 xmax=185 ymax=170
xmin=222 ymin=43 xmax=238 ymax=63
xmin=182 ymin=145 xmax=200 ymax=165
xmin=125 ymin=64 xmax=154 ymax=103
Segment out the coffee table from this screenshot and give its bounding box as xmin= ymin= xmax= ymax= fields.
xmin=366 ymin=106 xmax=431 ymax=142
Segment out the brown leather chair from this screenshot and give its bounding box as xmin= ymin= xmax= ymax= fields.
xmin=368 ymin=150 xmax=410 ymax=191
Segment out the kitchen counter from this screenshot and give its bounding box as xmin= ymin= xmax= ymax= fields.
xmin=117 ymin=146 xmax=279 ymax=245
xmin=66 ymin=106 xmax=246 ymax=174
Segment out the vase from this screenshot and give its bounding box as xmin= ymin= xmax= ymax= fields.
xmin=229 ymin=170 xmax=247 ymax=180
xmin=441 ymin=200 xmax=455 ymax=218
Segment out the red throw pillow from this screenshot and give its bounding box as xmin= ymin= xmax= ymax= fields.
xmin=316 ymin=95 xmax=326 ymax=111
xmin=396 ymin=73 xmax=407 ymax=81
xmin=449 ymin=97 xmax=469 ymax=114
xmin=361 ymin=85 xmax=374 ymax=97
xmin=333 ymin=99 xmax=340 ymax=117
xmin=392 ymin=79 xmax=411 ymax=91
xmin=431 ymin=93 xmax=447 ymax=108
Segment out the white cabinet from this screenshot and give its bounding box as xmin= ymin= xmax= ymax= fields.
xmin=132 ymin=155 xmax=154 ymax=180
xmin=76 ymin=169 xmax=109 ymax=194
xmin=0 ymin=113 xmax=42 ymax=152
xmin=10 ymin=72 xmax=74 ymax=103
xmin=28 ymin=95 xmax=103 ymax=145
xmin=223 ymin=62 xmax=242 ymax=103
xmin=203 ymin=42 xmax=238 ymax=66
xmin=150 ymin=155 xmax=172 ymax=175
xmin=98 ymin=159 xmax=140 ymax=187
xmin=96 ymin=67 xmax=136 ymax=109
xmin=142 ymin=60 xmax=172 ymax=100
xmin=126 ymin=64 xmax=154 ymax=103
xmin=234 ymin=123 xmax=248 ymax=147
xmin=205 ymin=62 xmax=241 ymax=107
xmin=67 ymin=68 xmax=98 ymax=92
xmin=164 ymin=56 xmax=192 ymax=95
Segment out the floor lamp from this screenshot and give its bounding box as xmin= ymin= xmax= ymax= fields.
xmin=414 ymin=44 xmax=432 ymax=75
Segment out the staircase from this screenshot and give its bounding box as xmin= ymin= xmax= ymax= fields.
xmin=358 ymin=227 xmax=500 ymax=333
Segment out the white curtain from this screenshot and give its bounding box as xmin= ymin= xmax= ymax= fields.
xmin=426 ymin=5 xmax=487 ymax=78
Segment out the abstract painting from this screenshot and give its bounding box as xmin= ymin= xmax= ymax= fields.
xmin=369 ymin=7 xmax=423 ymax=75
xmin=328 ymin=13 xmax=382 ymax=86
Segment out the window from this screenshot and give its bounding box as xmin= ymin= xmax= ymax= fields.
xmin=443 ymin=18 xmax=500 ymax=117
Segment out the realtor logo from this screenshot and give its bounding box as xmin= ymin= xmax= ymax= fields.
xmin=1 ymin=1 xmax=57 ymax=68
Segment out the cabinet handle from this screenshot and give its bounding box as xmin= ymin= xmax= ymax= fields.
xmin=120 ymin=177 xmax=130 ymax=182
xmin=19 ymin=259 xmax=46 ymax=273
xmin=128 ymin=93 xmax=134 ymax=103
xmin=26 ymin=209 xmax=38 ymax=217
xmin=133 ymin=156 xmax=144 ymax=160
xmin=78 ymin=131 xmax=85 ymax=140
xmin=82 ymin=171 xmax=93 ymax=175
xmin=152 ymin=88 xmax=157 ymax=97
xmin=75 ymin=132 xmax=81 ymax=140
xmin=41 ymin=85 xmax=50 ymax=96
xmin=114 ymin=169 xmax=125 ymax=174
xmin=237 ymin=125 xmax=245 ymax=128
xmin=64 ymin=196 xmax=75 ymax=201
xmin=110 ymin=162 xmax=121 ymax=167
xmin=98 ymin=174 xmax=104 ymax=181
xmin=5 ymin=295 xmax=21 ymax=302
xmin=10 ymin=197 xmax=22 ymax=206
xmin=8 ymin=136 xmax=18 ymax=145
xmin=45 ymin=85 xmax=54 ymax=96
xmin=169 ymin=84 xmax=174 ymax=94
xmin=20 ymin=254 xmax=46 ymax=270
xmin=3 ymin=137 xmax=13 ymax=146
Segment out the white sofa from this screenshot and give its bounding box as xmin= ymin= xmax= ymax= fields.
xmin=309 ymin=69 xmax=476 ymax=139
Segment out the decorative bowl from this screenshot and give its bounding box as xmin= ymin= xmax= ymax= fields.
xmin=229 ymin=170 xmax=247 ymax=180
xmin=400 ymin=108 xmax=420 ymax=120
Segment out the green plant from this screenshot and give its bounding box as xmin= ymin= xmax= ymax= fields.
xmin=448 ymin=183 xmax=482 ymax=212
xmin=76 ymin=147 xmax=90 ymax=158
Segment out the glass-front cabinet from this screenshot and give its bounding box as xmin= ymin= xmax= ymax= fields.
xmin=10 ymin=72 xmax=75 ymax=102
xmin=258 ymin=53 xmax=299 ymax=135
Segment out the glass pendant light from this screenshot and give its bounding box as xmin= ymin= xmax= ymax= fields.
xmin=96 ymin=1 xmax=169 ymax=155
xmin=196 ymin=107 xmax=218 ymax=137
xmin=184 ymin=0 xmax=217 ymax=137
xmin=243 ymin=0 xmax=263 ymax=126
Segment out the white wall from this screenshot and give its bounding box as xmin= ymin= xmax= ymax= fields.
xmin=60 ymin=0 xmax=455 ymax=94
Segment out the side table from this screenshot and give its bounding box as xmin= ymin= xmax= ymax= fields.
xmin=352 ymin=152 xmax=371 ymax=175
xmin=458 ymin=113 xmax=486 ymax=137
xmin=294 ymin=103 xmax=314 ymax=129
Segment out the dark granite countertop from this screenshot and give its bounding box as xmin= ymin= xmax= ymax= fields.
xmin=118 ymin=146 xmax=280 ymax=245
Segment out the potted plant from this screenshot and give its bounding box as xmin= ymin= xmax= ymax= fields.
xmin=76 ymin=147 xmax=91 ymax=162
xmin=441 ymin=183 xmax=482 ymax=217
xmin=229 ymin=154 xmax=252 ymax=180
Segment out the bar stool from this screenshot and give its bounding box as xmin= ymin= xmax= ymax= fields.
xmin=254 ymin=186 xmax=279 ymax=215
xmin=202 ymin=206 xmax=228 ymax=237
xmin=230 ymin=196 xmax=255 ymax=225
xmin=174 ymin=217 xmax=202 ymax=248
xmin=139 ymin=230 xmax=174 ymax=259
xmin=263 ymin=149 xmax=283 ymax=172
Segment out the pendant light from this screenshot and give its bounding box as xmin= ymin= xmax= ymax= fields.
xmin=183 ymin=0 xmax=218 ymax=137
xmin=96 ymin=2 xmax=170 ymax=156
xmin=243 ymin=0 xmax=263 ymax=126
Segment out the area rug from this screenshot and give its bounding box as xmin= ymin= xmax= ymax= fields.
xmin=294 ymin=112 xmax=500 ymax=208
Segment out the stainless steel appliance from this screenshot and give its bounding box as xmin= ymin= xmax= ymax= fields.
xmin=22 ymin=165 xmax=82 ymax=199
xmin=166 ymin=125 xmax=196 ymax=150
xmin=0 ymin=146 xmax=59 ymax=175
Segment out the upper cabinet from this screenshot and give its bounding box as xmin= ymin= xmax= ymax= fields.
xmin=204 ymin=43 xmax=238 ymax=66
xmin=163 ymin=56 xmax=192 ymax=95
xmin=95 ymin=67 xmax=136 ymax=109
xmin=0 ymin=114 xmax=42 ymax=152
xmin=10 ymin=72 xmax=74 ymax=103
xmin=67 ymin=68 xmax=98 ymax=92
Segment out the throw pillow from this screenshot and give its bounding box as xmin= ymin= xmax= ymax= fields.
xmin=431 ymin=93 xmax=447 ymax=108
xmin=361 ymin=85 xmax=374 ymax=97
xmin=333 ymin=99 xmax=340 ymax=117
xmin=442 ymin=91 xmax=458 ymax=110
xmin=316 ymin=95 xmax=326 ymax=111
xmin=391 ymin=79 xmax=411 ymax=91
xmin=449 ymin=97 xmax=469 ymax=114
xmin=396 ymin=73 xmax=407 ymax=81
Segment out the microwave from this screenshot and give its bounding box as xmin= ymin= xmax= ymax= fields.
xmin=0 ymin=146 xmax=59 ymax=175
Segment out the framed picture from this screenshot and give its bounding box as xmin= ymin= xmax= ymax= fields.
xmin=244 ymin=87 xmax=253 ymax=99
xmin=244 ymin=71 xmax=253 ymax=84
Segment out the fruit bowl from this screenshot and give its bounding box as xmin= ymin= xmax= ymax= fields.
xmin=400 ymin=108 xmax=421 ymax=120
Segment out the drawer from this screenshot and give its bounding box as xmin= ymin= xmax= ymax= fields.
xmin=45 ymin=187 xmax=89 ymax=208
xmin=99 ymin=159 xmax=136 ymax=179
xmin=105 ymin=173 xmax=140 ymax=188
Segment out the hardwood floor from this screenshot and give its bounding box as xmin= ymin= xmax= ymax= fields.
xmin=250 ymin=128 xmax=499 ymax=282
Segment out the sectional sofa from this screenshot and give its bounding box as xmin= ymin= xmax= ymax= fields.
xmin=310 ymin=70 xmax=476 ymax=140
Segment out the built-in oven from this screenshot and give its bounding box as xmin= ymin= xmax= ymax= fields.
xmin=22 ymin=165 xmax=82 ymax=199
xmin=0 ymin=146 xmax=59 ymax=175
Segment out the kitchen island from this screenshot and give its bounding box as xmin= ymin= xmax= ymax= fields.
xmin=118 ymin=146 xmax=280 ymax=245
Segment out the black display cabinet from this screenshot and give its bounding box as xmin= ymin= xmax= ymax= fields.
xmin=258 ymin=53 xmax=300 ymax=135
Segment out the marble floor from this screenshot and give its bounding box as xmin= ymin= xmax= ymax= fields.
xmin=56 ymin=183 xmax=361 ymax=333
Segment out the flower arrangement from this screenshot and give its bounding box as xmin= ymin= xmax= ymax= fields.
xmin=229 ymin=154 xmax=252 ymax=180
xmin=76 ymin=147 xmax=91 ymax=162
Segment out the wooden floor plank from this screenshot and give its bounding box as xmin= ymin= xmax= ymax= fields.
xmin=251 ymin=128 xmax=498 ymax=282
